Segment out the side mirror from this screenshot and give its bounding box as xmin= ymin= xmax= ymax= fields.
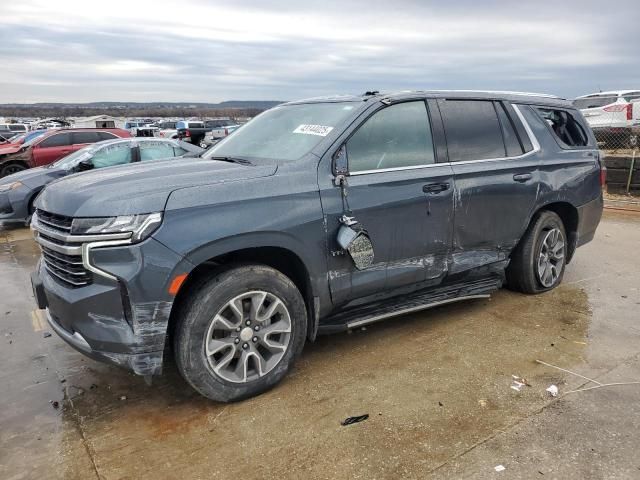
xmin=333 ymin=144 xmax=348 ymax=176
xmin=76 ymin=159 xmax=94 ymax=172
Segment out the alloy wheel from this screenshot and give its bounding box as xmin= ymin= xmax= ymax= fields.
xmin=203 ymin=290 xmax=292 ymax=383
xmin=537 ymin=227 xmax=565 ymax=288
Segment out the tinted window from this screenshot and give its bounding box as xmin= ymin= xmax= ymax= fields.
xmin=9 ymin=125 xmax=26 ymax=132
xmin=495 ymin=102 xmax=524 ymax=157
xmin=536 ymin=108 xmax=589 ymax=147
xmin=572 ymin=96 xmax=618 ymax=110
xmin=72 ymin=132 xmax=101 ymax=144
xmin=97 ymin=132 xmax=118 ymax=141
xmin=347 ymin=101 xmax=434 ymax=172
xmin=91 ymin=144 xmax=133 ymax=168
xmin=622 ymin=92 xmax=640 ymax=102
xmin=39 ymin=133 xmax=72 ymax=148
xmin=139 ymin=142 xmax=178 ymax=161
xmin=439 ymin=100 xmax=505 ymax=162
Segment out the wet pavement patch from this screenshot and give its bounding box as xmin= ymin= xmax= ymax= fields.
xmin=1 ymin=211 xmax=639 ymax=479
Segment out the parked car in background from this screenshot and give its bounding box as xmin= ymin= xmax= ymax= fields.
xmin=1 ymin=138 xmax=202 ymax=225
xmin=0 ymin=128 xmax=131 ymax=177
xmin=30 ymin=91 xmax=603 ymax=402
xmin=176 ymin=120 xmax=208 ymax=147
xmin=573 ymin=90 xmax=640 ymax=148
xmin=125 ymin=121 xmax=159 ymax=138
xmin=202 ymin=118 xmax=240 ymax=146
xmin=0 ymin=123 xmax=29 ymax=139
xmin=158 ymin=121 xmax=179 ymax=139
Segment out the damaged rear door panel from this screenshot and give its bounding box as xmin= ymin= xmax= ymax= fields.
xmin=437 ymin=98 xmax=541 ymax=274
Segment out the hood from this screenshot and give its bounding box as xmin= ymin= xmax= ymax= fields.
xmin=0 ymin=143 xmax=25 ymax=156
xmin=0 ymin=165 xmax=66 ymax=189
xmin=36 ymin=158 xmax=277 ymax=217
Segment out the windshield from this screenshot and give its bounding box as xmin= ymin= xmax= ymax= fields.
xmin=572 ymin=96 xmax=618 ymax=110
xmin=203 ymin=102 xmax=358 ymax=162
xmin=50 ymin=144 xmax=99 ymax=169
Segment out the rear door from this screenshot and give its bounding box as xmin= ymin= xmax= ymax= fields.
xmin=320 ymin=99 xmax=455 ymax=305
xmin=32 ymin=132 xmax=73 ymax=166
xmin=437 ymin=98 xmax=539 ymax=275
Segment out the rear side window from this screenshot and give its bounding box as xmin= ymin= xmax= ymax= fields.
xmin=72 ymin=132 xmax=101 ymax=144
xmin=347 ymin=101 xmax=435 ymax=172
xmin=98 ymin=132 xmax=118 ymax=141
xmin=9 ymin=125 xmax=26 ymax=132
xmin=439 ymin=100 xmax=505 ymax=162
xmin=91 ymin=144 xmax=133 ymax=168
xmin=495 ymin=102 xmax=524 ymax=157
xmin=536 ymin=108 xmax=589 ymax=148
xmin=39 ymin=133 xmax=72 ymax=148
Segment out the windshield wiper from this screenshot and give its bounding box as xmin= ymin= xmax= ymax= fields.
xmin=209 ymin=156 xmax=253 ymax=166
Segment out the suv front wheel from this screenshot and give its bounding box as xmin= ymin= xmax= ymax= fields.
xmin=507 ymin=210 xmax=567 ymax=294
xmin=174 ymin=264 xmax=307 ymax=402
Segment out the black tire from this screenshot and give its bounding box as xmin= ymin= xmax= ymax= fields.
xmin=173 ymin=264 xmax=307 ymax=402
xmin=506 ymin=211 xmax=567 ymax=294
xmin=0 ymin=162 xmax=27 ymax=178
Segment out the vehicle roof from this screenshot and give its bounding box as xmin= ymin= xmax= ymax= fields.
xmin=285 ymin=90 xmax=571 ymax=107
xmin=575 ymin=90 xmax=640 ymax=98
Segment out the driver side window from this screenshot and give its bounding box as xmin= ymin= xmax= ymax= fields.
xmin=90 ymin=144 xmax=133 ymax=169
xmin=347 ymin=101 xmax=435 ymax=173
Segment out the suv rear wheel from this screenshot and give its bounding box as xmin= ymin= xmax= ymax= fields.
xmin=174 ymin=264 xmax=307 ymax=402
xmin=506 ymin=211 xmax=567 ymax=294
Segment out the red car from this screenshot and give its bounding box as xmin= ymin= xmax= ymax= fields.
xmin=0 ymin=128 xmax=131 ymax=177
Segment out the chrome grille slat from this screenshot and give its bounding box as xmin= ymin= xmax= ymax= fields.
xmin=34 ymin=209 xmax=93 ymax=288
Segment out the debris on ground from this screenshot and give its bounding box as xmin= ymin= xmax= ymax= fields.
xmin=478 ymin=399 xmax=488 ymax=407
xmin=43 ymin=331 xmax=51 ymax=338
xmin=341 ymin=414 xmax=369 ymax=426
xmin=438 ymin=401 xmax=444 ymax=407
xmin=546 ymin=385 xmax=559 ymax=397
xmin=511 ymin=375 xmax=531 ymax=392
xmin=494 ymin=464 xmax=506 ymax=472
xmin=120 ymin=395 xmax=127 ymax=401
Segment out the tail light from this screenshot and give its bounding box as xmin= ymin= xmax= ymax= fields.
xmin=603 ymin=104 xmax=627 ymax=113
xmin=627 ymin=103 xmax=633 ymax=121
xmin=184 ymin=130 xmax=191 ymax=137
xmin=224 ymin=128 xmax=229 ymax=136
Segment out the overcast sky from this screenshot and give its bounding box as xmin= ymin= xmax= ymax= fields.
xmin=1 ymin=0 xmax=637 ymax=103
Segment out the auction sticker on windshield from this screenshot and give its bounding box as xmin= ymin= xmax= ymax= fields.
xmin=293 ymin=124 xmax=334 ymax=136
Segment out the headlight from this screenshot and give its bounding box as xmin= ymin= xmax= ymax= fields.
xmin=0 ymin=181 xmax=23 ymax=192
xmin=71 ymin=212 xmax=163 ymax=242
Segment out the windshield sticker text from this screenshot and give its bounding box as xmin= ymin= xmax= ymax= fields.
xmin=293 ymin=124 xmax=334 ymax=136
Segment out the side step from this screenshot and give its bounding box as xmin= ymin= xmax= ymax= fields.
xmin=318 ymin=277 xmax=500 ymax=334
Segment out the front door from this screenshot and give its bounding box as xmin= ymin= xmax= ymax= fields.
xmin=32 ymin=132 xmax=73 ymax=167
xmin=319 ymin=100 xmax=455 ymax=307
xmin=437 ymin=98 xmax=540 ymax=274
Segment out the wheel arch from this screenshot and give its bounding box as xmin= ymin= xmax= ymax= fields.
xmin=531 ymin=201 xmax=579 ymax=263
xmin=167 ymin=242 xmax=320 ymax=348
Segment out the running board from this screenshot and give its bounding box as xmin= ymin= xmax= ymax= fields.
xmin=344 ymin=294 xmax=490 ymax=329
xmin=318 ymin=277 xmax=500 ymax=334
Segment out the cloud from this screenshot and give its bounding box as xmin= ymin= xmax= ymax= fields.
xmin=0 ymin=0 xmax=638 ymax=102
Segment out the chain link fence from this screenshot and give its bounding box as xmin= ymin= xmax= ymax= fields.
xmin=574 ymin=94 xmax=640 ymax=195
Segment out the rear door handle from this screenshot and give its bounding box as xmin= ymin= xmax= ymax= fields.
xmin=423 ymin=182 xmax=450 ymax=194
xmin=513 ymin=173 xmax=533 ymax=182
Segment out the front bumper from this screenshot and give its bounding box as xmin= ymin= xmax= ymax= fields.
xmin=32 ymin=233 xmax=194 ymax=376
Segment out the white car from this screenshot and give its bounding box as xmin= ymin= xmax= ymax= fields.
xmin=573 ymin=90 xmax=640 ymax=148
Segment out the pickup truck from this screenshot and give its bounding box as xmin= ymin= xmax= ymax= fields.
xmin=177 ymin=119 xmax=239 ymax=147
xmin=31 ymin=90 xmax=604 ymax=402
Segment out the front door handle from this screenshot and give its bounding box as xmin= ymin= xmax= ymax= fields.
xmin=513 ymin=173 xmax=533 ymax=182
xmin=423 ymin=182 xmax=450 ymax=194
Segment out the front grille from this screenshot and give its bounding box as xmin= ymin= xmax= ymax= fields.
xmin=41 ymin=247 xmax=93 ymax=287
xmin=34 ymin=209 xmax=93 ymax=288
xmin=35 ymin=209 xmax=73 ymax=233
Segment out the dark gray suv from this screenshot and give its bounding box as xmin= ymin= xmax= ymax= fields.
xmin=31 ymin=91 xmax=604 ymax=402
